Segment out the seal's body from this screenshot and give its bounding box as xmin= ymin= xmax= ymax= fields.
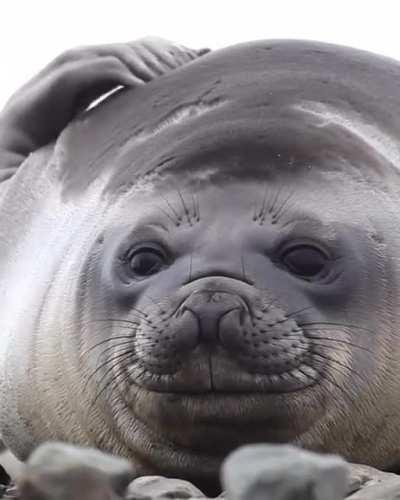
xmin=1 ymin=39 xmax=400 ymax=492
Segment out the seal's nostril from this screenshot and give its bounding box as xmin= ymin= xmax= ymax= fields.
xmin=239 ymin=307 xmax=247 ymax=326
xmin=180 ymin=292 xmax=244 ymax=345
xmin=176 ymin=304 xmax=192 ymax=318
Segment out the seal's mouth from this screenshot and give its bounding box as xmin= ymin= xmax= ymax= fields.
xmin=119 ymin=280 xmax=321 ymax=394
xmin=127 ymin=344 xmax=319 ymax=394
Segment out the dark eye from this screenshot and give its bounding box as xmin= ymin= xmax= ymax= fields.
xmin=128 ymin=248 xmax=165 ymax=277
xmin=281 ymin=245 xmax=328 ymax=279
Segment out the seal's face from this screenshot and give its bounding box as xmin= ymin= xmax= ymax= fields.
xmin=80 ymin=170 xmax=394 ymax=484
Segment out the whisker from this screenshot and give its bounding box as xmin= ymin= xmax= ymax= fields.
xmin=273 ymin=189 xmax=295 ymax=222
xmin=92 ymin=314 xmax=154 ymax=327
xmin=252 ymin=202 xmax=258 ymax=221
xmin=261 ymin=296 xmax=280 ymax=312
xmin=292 ymin=344 xmax=367 ymax=383
xmin=299 ymin=321 xmax=374 ymax=335
xmin=89 ymin=354 xmax=168 ymax=409
xmin=142 ymin=293 xmax=166 ymax=314
xmin=195 ymin=193 xmax=200 ymax=221
xmin=177 ymin=189 xmax=191 ymax=224
xmin=309 ymin=361 xmax=357 ymax=406
xmin=241 ymin=254 xmax=247 ymax=282
xmin=91 ymin=363 xmax=128 ymax=408
xmin=304 ymin=334 xmax=375 ymax=355
xmin=85 ymin=348 xmax=134 ymax=392
xmin=189 ymin=253 xmax=193 ymax=282
xmin=259 ymin=184 xmax=269 ymax=219
xmin=89 ymin=353 xmax=152 ymax=407
xmin=82 ymin=335 xmax=135 ymax=357
xmin=160 ymin=194 xmax=181 ymax=223
xmin=285 ymin=305 xmax=314 ymax=318
xmin=156 ymin=205 xmax=178 ymax=226
xmin=191 ymin=193 xmax=197 ymax=221
xmin=88 ymin=340 xmax=135 ymax=360
xmin=268 ymin=185 xmax=283 ymax=216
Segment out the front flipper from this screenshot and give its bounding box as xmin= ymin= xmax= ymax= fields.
xmin=0 ymin=37 xmax=209 ymax=183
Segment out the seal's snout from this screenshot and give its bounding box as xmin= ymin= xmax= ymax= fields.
xmin=131 ymin=278 xmax=319 ymax=393
xmin=180 ymin=291 xmax=246 ymax=347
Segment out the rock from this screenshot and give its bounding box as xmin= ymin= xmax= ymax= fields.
xmin=0 ymin=465 xmax=9 ymax=486
xmin=0 ymin=486 xmax=18 ymax=499
xmin=221 ymin=443 xmax=348 ymax=500
xmin=125 ymin=475 xmax=207 ymax=499
xmin=8 ymin=440 xmax=400 ymax=500
xmin=347 ymin=477 xmax=400 ymax=500
xmin=17 ymin=441 xmax=136 ymax=499
xmin=18 ymin=466 xmax=124 ymax=499
xmin=0 ymin=450 xmax=23 ymax=481
xmin=347 ymin=464 xmax=399 ymax=495
xmin=346 ymin=463 xmax=400 ymax=499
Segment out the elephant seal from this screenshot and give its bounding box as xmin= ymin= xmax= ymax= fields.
xmin=1 ymin=38 xmax=400 ymax=494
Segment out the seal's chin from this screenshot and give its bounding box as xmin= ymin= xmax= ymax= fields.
xmin=122 ymin=376 xmax=322 ymax=457
xmin=127 ymin=345 xmax=318 ymax=394
xmin=110 ymin=280 xmax=326 ymax=453
xmin=118 ymin=340 xmax=326 ymax=476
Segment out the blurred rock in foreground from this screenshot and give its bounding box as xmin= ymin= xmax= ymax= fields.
xmin=2 ymin=442 xmax=400 ymax=499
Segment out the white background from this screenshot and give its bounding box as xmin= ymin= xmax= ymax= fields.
xmin=1 ymin=0 xmax=400 ymax=108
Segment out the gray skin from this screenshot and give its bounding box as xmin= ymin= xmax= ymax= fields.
xmin=1 ymin=38 xmax=400 ymax=495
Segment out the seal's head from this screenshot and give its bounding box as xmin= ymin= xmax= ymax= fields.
xmin=2 ymin=40 xmax=400 ymax=493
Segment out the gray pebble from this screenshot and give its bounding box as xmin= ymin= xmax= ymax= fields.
xmin=18 ymin=441 xmax=136 ymax=499
xmin=346 ymin=464 xmax=400 ymax=499
xmin=221 ymin=443 xmax=348 ymax=500
xmin=126 ymin=475 xmax=207 ymax=499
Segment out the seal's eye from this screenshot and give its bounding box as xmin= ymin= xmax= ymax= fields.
xmin=128 ymin=248 xmax=165 ymax=277
xmin=281 ymin=245 xmax=327 ymax=279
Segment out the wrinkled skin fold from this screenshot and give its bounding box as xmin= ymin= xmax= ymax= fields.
xmin=1 ymin=39 xmax=400 ymax=494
